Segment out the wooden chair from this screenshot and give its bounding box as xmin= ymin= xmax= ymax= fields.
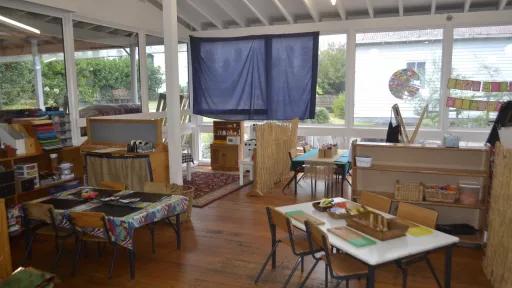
xmin=360 ymin=192 xmax=393 ymax=213
xmin=254 ymin=207 xmax=322 ymax=287
xmin=143 ymin=181 xmax=168 ymax=194
xmin=395 ymin=202 xmax=441 ymax=288
xmin=99 ymin=180 xmax=126 ymax=191
xmin=22 ymin=202 xmax=73 ymax=270
xmin=69 ymin=212 xmax=119 ymax=279
xmin=282 ymin=148 xmax=306 ymax=194
xmin=301 ymin=220 xmax=368 ymax=288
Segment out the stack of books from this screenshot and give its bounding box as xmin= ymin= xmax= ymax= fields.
xmin=31 ymin=120 xmax=62 ymax=150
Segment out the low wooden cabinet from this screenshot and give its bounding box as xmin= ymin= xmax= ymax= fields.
xmin=211 ymin=143 xmax=240 ymax=171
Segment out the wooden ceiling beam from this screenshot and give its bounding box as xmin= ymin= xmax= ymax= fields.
xmin=333 ymin=0 xmax=347 ymax=20
xmin=366 ymin=0 xmax=375 ymax=18
xmin=464 ymin=0 xmax=472 ymax=13
xmin=213 ymin=0 xmax=246 ymax=27
xmin=186 ymin=0 xmax=223 ymax=29
xmin=178 ymin=14 xmax=202 ymax=31
xmin=242 ymin=0 xmax=269 ymax=26
xmin=498 ymin=0 xmax=508 ymax=10
xmin=272 ymin=0 xmax=294 ymax=24
xmin=302 ymin=0 xmax=320 ymax=22
xmin=398 ymin=0 xmax=404 ymax=16
xmin=431 ymin=0 xmax=437 ymax=15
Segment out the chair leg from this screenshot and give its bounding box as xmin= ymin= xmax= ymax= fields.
xmin=282 ymin=257 xmax=301 ymax=288
xmin=22 ymin=234 xmax=34 ymax=265
xmin=109 ymin=245 xmax=118 ymax=279
xmin=149 ymin=223 xmax=156 ymax=254
xmin=299 ymin=258 xmax=320 ymax=288
xmin=325 ymin=263 xmax=329 ymax=288
xmin=254 ymin=242 xmax=280 ymax=284
xmin=175 ymin=214 xmax=181 ymax=250
xmin=97 ymin=242 xmax=102 ymax=257
xmin=128 ymin=249 xmax=136 ymax=280
xmin=426 ymin=257 xmax=442 ymax=288
xmin=401 ymin=268 xmax=408 ymax=288
xmin=301 ymin=255 xmax=304 ymax=273
xmin=52 ymin=239 xmax=64 ymax=271
xmin=72 ymin=239 xmax=82 ymax=276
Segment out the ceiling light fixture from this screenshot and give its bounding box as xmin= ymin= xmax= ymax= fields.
xmin=0 ymin=15 xmax=40 ymax=34
xmin=331 ymin=0 xmax=336 ymax=6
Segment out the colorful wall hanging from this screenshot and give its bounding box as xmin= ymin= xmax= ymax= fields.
xmin=446 ymin=96 xmax=503 ymax=112
xmin=389 ymin=68 xmax=421 ymax=99
xmin=448 ymin=78 xmax=512 ymax=92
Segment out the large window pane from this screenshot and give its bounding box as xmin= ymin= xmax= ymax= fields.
xmin=354 ymin=30 xmax=443 ymax=128
xmin=0 ymin=6 xmax=67 ymax=110
xmin=302 ymin=34 xmax=346 ymax=125
xmin=450 ymin=26 xmax=512 ymax=128
xmin=73 ymin=21 xmax=140 ymax=116
xmin=146 ymin=36 xmax=189 ymax=114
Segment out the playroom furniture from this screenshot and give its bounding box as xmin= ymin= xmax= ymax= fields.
xmin=210 ymin=121 xmax=243 ymax=171
xmin=351 ymin=141 xmax=490 ymax=246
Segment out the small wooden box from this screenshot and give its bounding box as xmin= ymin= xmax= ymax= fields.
xmin=346 ymin=212 xmax=408 ymax=241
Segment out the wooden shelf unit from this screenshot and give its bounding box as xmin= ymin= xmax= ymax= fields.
xmin=351 ymin=141 xmax=490 ymax=246
xmin=211 ymin=121 xmax=243 ymax=171
xmin=0 ymin=146 xmax=83 ymax=206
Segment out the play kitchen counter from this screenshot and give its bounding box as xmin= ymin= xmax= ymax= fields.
xmin=351 ymin=141 xmax=490 ymax=247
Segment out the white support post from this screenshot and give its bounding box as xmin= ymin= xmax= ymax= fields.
xmin=163 ymin=0 xmax=184 ymax=185
xmin=440 ymin=26 xmax=454 ymax=132
xmin=139 ymin=32 xmax=149 ymax=113
xmin=62 ymin=14 xmax=81 ymax=146
xmin=130 ymin=43 xmax=139 ymax=104
xmin=345 ymin=31 xmax=356 ymax=129
xmin=31 ymin=39 xmax=45 ymax=110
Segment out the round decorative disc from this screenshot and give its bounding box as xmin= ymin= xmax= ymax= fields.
xmin=388 ymin=68 xmax=421 ymax=99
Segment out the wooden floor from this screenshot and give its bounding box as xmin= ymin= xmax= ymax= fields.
xmin=10 ymin=180 xmax=492 ymax=288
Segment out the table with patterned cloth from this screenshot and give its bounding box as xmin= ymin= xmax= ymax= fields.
xmin=33 ymin=187 xmax=188 ymax=250
xmin=30 ymin=187 xmax=188 ymax=279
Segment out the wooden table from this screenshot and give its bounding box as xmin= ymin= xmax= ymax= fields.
xmin=276 ymin=198 xmax=459 ymax=288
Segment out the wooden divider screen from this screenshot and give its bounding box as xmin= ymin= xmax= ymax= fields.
xmin=251 ymin=119 xmax=298 ymax=196
xmin=484 ymin=143 xmax=512 ymax=288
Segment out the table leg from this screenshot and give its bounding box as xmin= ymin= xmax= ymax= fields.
xmin=367 ymin=265 xmax=376 ymax=288
xmin=444 ymin=245 xmax=453 ymax=288
xmin=294 ymin=172 xmax=298 ymax=196
xmin=186 ymin=162 xmax=192 ymax=181
xmin=175 ymin=213 xmax=181 ymax=250
xmin=239 ymin=164 xmax=244 ymax=186
xmin=128 ymin=249 xmax=135 ymax=280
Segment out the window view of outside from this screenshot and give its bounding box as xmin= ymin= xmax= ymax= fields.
xmin=302 ymin=34 xmax=347 ymax=125
xmin=354 ymin=29 xmax=443 ymax=128
xmin=146 ymin=36 xmax=189 ymax=113
xmin=0 ymin=6 xmax=67 ymax=110
xmin=450 ymin=26 xmax=512 ymax=128
xmin=199 ymin=133 xmax=213 ymax=161
xmin=73 ymin=21 xmax=141 ymax=116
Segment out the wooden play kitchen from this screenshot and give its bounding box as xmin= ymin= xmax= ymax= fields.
xmin=351 ymin=140 xmax=490 ymax=246
xmin=210 ymin=121 xmax=243 ymax=171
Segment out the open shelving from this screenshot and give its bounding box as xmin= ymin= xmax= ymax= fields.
xmin=352 ymin=141 xmax=490 ymax=247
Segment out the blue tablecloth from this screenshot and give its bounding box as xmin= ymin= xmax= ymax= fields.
xmin=291 ymin=148 xmax=350 ymax=171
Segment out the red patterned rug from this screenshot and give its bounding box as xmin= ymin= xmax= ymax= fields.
xmin=184 ymin=171 xmax=247 ymax=207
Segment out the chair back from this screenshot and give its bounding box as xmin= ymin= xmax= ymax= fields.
xmin=23 ymin=203 xmax=53 ymax=223
xmin=143 ymin=181 xmax=169 ymax=194
xmin=303 ymin=145 xmax=312 ymax=153
xmin=69 ymin=212 xmax=106 ymax=229
xmin=397 ymin=202 xmax=438 ymax=229
xmin=266 ymin=207 xmax=290 ymax=234
xmin=99 ymin=180 xmax=126 ymax=191
xmin=288 ymin=148 xmax=299 ymax=162
xmin=360 ymin=192 xmax=392 ymax=213
xmin=305 ymin=220 xmax=333 ymax=268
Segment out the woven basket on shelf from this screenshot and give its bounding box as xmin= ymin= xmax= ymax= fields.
xmin=424 ymin=186 xmax=459 ymax=203
xmin=394 ymin=181 xmax=424 ymax=201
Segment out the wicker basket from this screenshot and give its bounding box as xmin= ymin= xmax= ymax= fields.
xmin=394 ymin=181 xmax=424 ymax=201
xmin=168 ymin=184 xmax=195 ymax=223
xmin=424 ymin=185 xmax=458 ymax=203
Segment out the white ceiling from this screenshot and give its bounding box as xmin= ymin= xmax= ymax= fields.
xmin=147 ymin=0 xmax=512 ymax=31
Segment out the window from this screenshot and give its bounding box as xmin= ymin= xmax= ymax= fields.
xmin=354 ymin=29 xmax=443 ymax=128
xmin=0 ymin=6 xmax=67 ymax=110
xmin=73 ymin=21 xmax=140 ymax=115
xmin=302 ymin=34 xmax=347 ymax=125
xmin=450 ymin=26 xmax=512 ymax=129
xmin=199 ymin=133 xmax=213 ymax=161
xmin=146 ymin=36 xmax=189 ymax=113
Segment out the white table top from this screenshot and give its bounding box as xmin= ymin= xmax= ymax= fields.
xmin=276 ymin=198 xmax=459 ymax=266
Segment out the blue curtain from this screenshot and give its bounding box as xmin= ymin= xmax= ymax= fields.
xmin=191 ymin=32 xmax=319 ymax=120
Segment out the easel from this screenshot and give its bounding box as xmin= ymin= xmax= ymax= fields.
xmin=392 ymin=104 xmax=428 ymax=144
